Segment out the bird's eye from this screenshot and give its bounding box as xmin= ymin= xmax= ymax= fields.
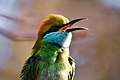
xmin=50 ymin=26 xmax=59 ymax=31
xmin=43 ymin=26 xmax=60 ymax=36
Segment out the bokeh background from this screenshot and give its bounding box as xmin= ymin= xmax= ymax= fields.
xmin=0 ymin=0 xmax=120 ymax=80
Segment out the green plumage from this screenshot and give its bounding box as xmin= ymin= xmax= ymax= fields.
xmin=20 ymin=32 xmax=75 ymax=80
xmin=20 ymin=14 xmax=88 ymax=80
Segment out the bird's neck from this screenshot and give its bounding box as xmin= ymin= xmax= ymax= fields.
xmin=35 ymin=42 xmax=70 ymax=63
xmin=35 ymin=43 xmax=60 ymax=64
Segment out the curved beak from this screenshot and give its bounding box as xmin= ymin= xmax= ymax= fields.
xmin=66 ymin=27 xmax=89 ymax=32
xmin=59 ymin=18 xmax=88 ymax=31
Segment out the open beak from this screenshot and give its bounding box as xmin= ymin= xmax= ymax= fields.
xmin=66 ymin=27 xmax=88 ymax=32
xmin=59 ymin=18 xmax=88 ymax=32
xmin=44 ymin=18 xmax=88 ymax=36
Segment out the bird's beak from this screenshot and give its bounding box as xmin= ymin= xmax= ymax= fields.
xmin=66 ymin=27 xmax=89 ymax=32
xmin=59 ymin=18 xmax=88 ymax=31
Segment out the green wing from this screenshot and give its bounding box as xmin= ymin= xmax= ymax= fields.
xmin=20 ymin=55 xmax=41 ymax=80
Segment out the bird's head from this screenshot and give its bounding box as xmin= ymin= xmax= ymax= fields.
xmin=33 ymin=14 xmax=88 ymax=53
xmin=38 ymin=14 xmax=87 ymax=37
xmin=43 ymin=27 xmax=88 ymax=48
xmin=38 ymin=14 xmax=69 ymax=36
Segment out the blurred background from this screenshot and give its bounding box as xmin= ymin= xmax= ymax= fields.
xmin=0 ymin=0 xmax=120 ymax=80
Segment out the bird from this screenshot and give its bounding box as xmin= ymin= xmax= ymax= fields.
xmin=32 ymin=14 xmax=87 ymax=55
xmin=20 ymin=27 xmax=88 ymax=80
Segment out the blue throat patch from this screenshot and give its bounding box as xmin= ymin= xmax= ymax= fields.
xmin=43 ymin=31 xmax=72 ymax=48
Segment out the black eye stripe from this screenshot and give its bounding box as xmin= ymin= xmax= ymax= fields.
xmin=50 ymin=26 xmax=59 ymax=31
xmin=43 ymin=26 xmax=60 ymax=36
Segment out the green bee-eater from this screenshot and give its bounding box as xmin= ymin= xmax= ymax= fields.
xmin=32 ymin=14 xmax=87 ymax=55
xmin=20 ymin=27 xmax=88 ymax=80
xmin=20 ymin=14 xmax=88 ymax=80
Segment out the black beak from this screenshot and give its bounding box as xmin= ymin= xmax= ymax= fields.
xmin=66 ymin=27 xmax=88 ymax=32
xmin=59 ymin=18 xmax=88 ymax=31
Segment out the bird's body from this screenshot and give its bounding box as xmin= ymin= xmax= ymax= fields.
xmin=20 ymin=14 xmax=88 ymax=80
xmin=21 ymin=32 xmax=75 ymax=80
